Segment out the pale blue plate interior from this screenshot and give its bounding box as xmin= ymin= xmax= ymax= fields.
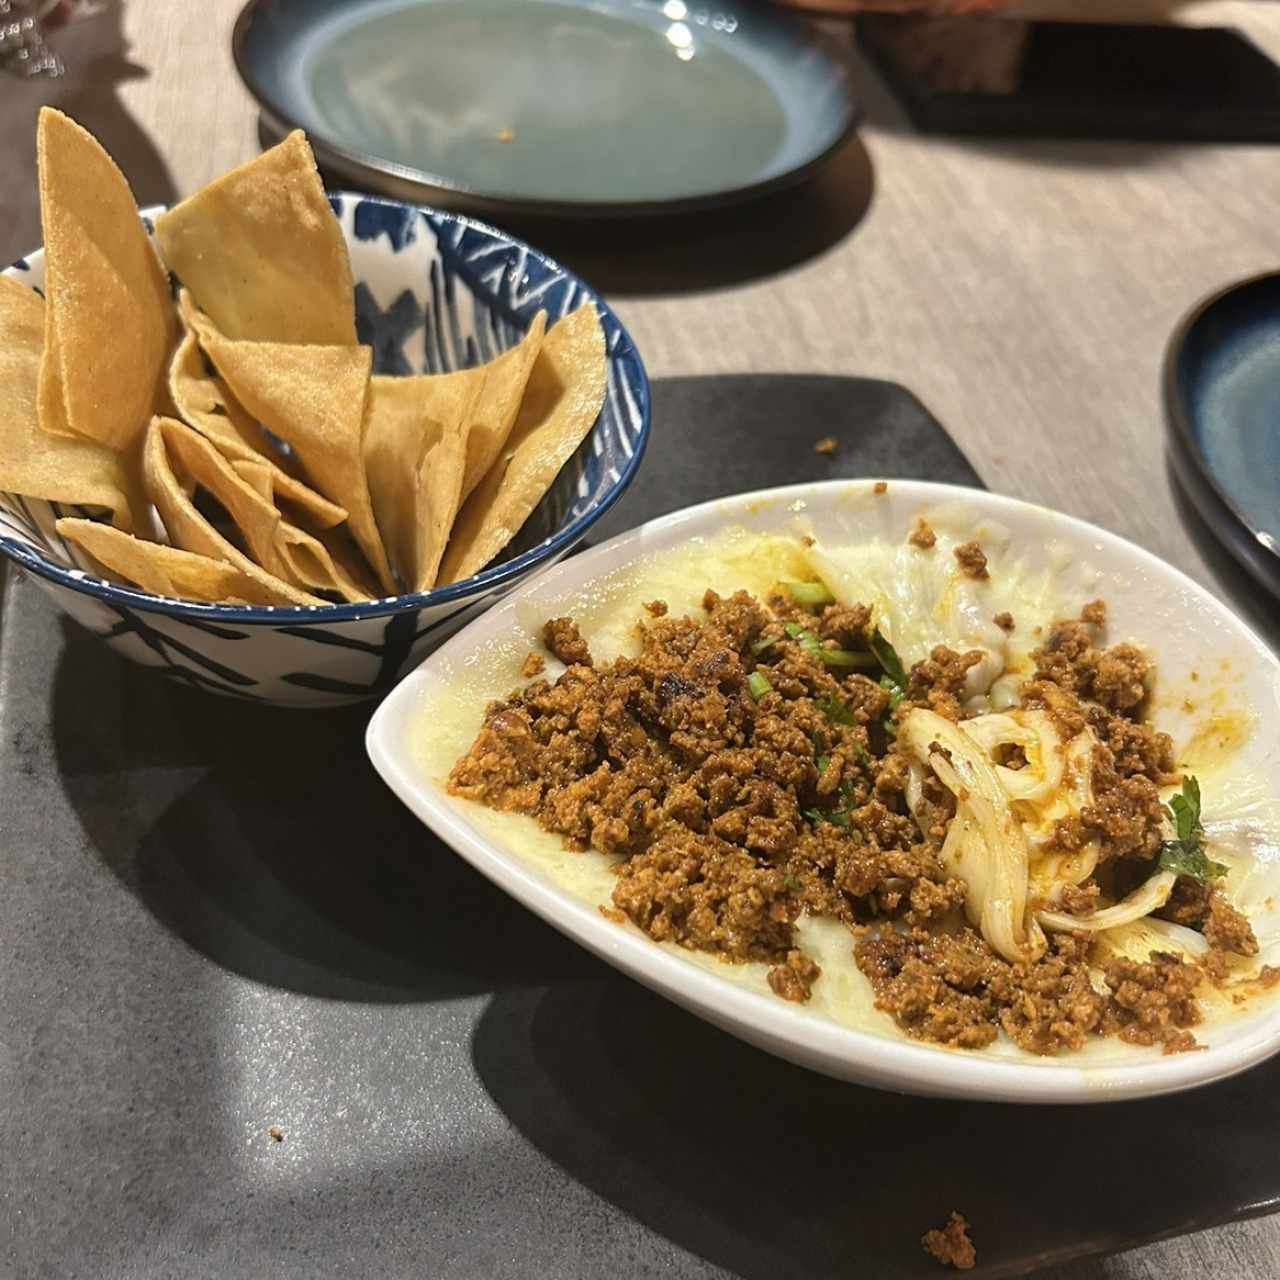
xmin=234 ymin=0 xmax=854 ymax=212
xmin=1176 ymin=275 xmax=1280 ymax=549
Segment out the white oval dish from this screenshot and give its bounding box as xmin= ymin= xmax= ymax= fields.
xmin=366 ymin=480 xmax=1280 ymax=1103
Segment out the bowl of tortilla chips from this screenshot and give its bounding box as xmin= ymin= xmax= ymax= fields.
xmin=0 ymin=110 xmax=649 ymax=706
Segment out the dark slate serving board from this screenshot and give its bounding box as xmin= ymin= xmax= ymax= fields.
xmin=4 ymin=375 xmax=1278 ymax=1280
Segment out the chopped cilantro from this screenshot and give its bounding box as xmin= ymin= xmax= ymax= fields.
xmin=783 ymin=874 xmax=803 ymax=892
xmin=747 ymin=670 xmax=772 ymax=701
xmin=1157 ymin=776 xmax=1227 ymax=884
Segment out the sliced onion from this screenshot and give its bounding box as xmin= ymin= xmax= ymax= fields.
xmin=1036 ymin=870 xmax=1177 ymax=934
xmin=900 ymin=707 xmax=1046 ymax=963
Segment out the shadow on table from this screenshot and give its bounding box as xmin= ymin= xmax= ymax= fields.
xmin=510 ymin=131 xmax=875 ymax=296
xmin=2 ymin=0 xmax=177 ymax=261
xmin=1167 ymin=458 xmax=1280 ymax=653
xmin=50 ymin=620 xmax=594 ymax=1003
xmin=48 ymin=0 xmax=177 ymax=207
xmin=297 ymin=122 xmax=875 ymax=297
xmin=472 ymin=975 xmax=1280 ymax=1279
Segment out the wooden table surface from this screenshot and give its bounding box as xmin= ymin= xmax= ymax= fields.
xmin=4 ymin=2 xmax=1280 ymax=1276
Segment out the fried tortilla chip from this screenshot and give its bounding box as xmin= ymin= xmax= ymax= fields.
xmin=142 ymin=417 xmax=325 ymax=606
xmin=57 ymin=517 xmax=298 ymax=606
xmin=170 ymin=293 xmax=347 ymax=531
xmin=363 ymin=373 xmax=475 ymax=593
xmin=154 ymin=131 xmax=356 ymax=346
xmin=437 ymin=304 xmax=606 ymax=586
xmin=183 ymin=310 xmax=396 ymax=593
xmin=458 ymin=311 xmax=547 ymax=503
xmin=170 ymin=300 xmax=277 ymax=460
xmin=0 ymin=277 xmax=144 ymax=531
xmin=157 ymin=418 xmax=374 ymax=603
xmin=35 ymin=108 xmax=176 ymax=450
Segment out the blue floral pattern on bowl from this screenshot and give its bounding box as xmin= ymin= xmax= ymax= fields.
xmin=0 ymin=195 xmax=650 ymax=706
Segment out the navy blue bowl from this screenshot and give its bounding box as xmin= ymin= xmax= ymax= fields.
xmin=1164 ymin=271 xmax=1280 ymax=600
xmin=0 ymin=194 xmax=650 ymax=705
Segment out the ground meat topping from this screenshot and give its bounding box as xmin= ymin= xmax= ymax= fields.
xmin=922 ymin=1213 xmax=977 ymax=1271
xmin=993 ymin=611 xmax=1014 ymax=632
xmin=542 ymin=616 xmax=593 ymax=667
xmin=856 ymin=928 xmax=1109 ymax=1054
xmin=1102 ymin=952 xmax=1203 ymax=1053
xmin=521 ymin=651 xmax=545 ymax=678
xmin=450 ymin=577 xmax=1255 ymax=1055
xmin=904 ymin=646 xmax=985 ymax=721
xmin=768 ymin=949 xmax=822 ymax=1002
xmin=1204 ymin=891 xmax=1259 ymax=957
xmin=909 ymin=519 xmax=936 ymax=549
xmin=953 ymin=540 xmax=989 ymax=579
xmin=1033 ymin=622 xmax=1152 ymax=715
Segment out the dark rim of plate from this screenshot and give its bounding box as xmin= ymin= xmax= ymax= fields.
xmin=0 ymin=197 xmax=651 ymax=627
xmin=230 ymin=0 xmax=858 ymax=220
xmin=1162 ymin=269 xmax=1280 ymax=594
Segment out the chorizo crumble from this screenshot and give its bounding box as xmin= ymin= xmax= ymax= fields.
xmin=922 ymin=1213 xmax=976 ymax=1271
xmin=448 ymin=574 xmax=1263 ymax=1057
xmin=953 ymin=540 xmax=989 ymax=579
xmin=909 ymin=519 xmax=937 ymax=549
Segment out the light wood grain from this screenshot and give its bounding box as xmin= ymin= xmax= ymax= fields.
xmin=4 ymin=2 xmax=1280 ymax=1274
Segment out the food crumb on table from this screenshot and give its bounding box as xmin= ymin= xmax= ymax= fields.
xmin=873 ymin=480 xmax=888 ymax=494
xmin=909 ymin=518 xmax=936 ymax=549
xmin=922 ymin=1212 xmax=976 ymax=1270
xmin=813 ymin=435 xmax=838 ymax=455
xmin=521 ymin=651 xmax=545 ymax=678
xmin=267 ymin=1126 xmax=284 ymax=1143
xmin=954 ymin=540 xmax=989 ymax=579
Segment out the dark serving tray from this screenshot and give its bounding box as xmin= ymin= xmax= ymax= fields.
xmin=4 ymin=375 xmax=1279 ymax=1279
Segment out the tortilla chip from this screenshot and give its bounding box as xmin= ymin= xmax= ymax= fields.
xmin=0 ymin=277 xmax=144 ymax=531
xmin=437 ymin=304 xmax=606 ymax=586
xmin=142 ymin=417 xmax=325 ymax=606
xmin=153 ymin=131 xmax=356 ymax=346
xmin=57 ymin=517 xmax=297 ymax=606
xmin=363 ymin=373 xmax=475 ymax=593
xmin=183 ymin=310 xmax=396 ymax=593
xmin=170 ymin=293 xmax=346 ymax=531
xmin=156 ymin=419 xmax=374 ymax=603
xmin=458 ymin=311 xmax=547 ymax=502
xmin=170 ymin=301 xmax=277 ymax=460
xmin=35 ymin=108 xmax=176 ymax=450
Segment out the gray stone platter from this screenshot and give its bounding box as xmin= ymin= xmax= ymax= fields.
xmin=6 ymin=376 xmax=1276 ymax=1278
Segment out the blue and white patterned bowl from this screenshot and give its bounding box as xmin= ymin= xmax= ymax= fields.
xmin=0 ymin=194 xmax=650 ymax=707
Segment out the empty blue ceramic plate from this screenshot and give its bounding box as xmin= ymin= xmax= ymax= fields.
xmin=1165 ymin=272 xmax=1280 ymax=598
xmin=232 ymin=0 xmax=855 ymax=217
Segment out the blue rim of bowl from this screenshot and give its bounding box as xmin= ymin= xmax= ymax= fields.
xmin=231 ymin=0 xmax=858 ymax=220
xmin=1 ymin=198 xmax=652 ymax=626
xmin=1162 ymin=269 xmax=1280 ymax=597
